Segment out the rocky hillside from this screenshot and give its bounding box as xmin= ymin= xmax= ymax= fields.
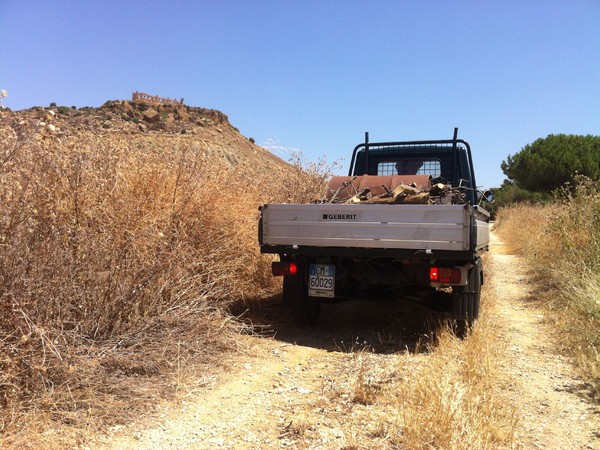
xmin=1 ymin=100 xmax=288 ymax=175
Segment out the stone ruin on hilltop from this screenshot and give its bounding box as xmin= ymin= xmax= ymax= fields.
xmin=132 ymin=91 xmax=184 ymax=106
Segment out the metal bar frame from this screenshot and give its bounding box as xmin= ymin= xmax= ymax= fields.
xmin=347 ymin=128 xmax=473 ymax=178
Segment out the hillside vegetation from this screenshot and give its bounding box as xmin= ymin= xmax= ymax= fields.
xmin=0 ymin=101 xmax=331 ymax=444
xmin=495 ymin=176 xmax=600 ymax=399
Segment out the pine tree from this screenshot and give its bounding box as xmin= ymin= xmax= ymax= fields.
xmin=501 ymin=134 xmax=600 ymax=192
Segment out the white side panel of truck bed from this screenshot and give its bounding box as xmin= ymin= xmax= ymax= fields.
xmin=473 ymin=207 xmax=490 ymax=251
xmin=261 ymin=204 xmax=472 ymax=251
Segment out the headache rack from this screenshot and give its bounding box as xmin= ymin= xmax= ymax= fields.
xmin=347 ymin=128 xmax=478 ymax=204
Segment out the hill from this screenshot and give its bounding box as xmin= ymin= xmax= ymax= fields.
xmin=1 ymin=100 xmax=288 ymax=176
xmin=0 ymin=100 xmax=322 ymax=447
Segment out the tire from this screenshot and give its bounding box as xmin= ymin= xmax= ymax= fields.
xmin=452 ymin=258 xmax=482 ymax=337
xmin=282 ymin=260 xmax=321 ymax=325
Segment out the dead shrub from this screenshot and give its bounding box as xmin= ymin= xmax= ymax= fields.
xmin=0 ymin=120 xmax=322 ymax=443
xmin=279 ymin=151 xmax=339 ymax=204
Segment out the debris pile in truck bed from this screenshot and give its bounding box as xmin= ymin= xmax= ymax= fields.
xmin=323 ymin=175 xmax=467 ymax=205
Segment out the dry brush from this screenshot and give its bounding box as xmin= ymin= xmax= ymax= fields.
xmin=495 ymin=176 xmax=600 ymax=400
xmin=0 ymin=120 xmax=328 ymax=443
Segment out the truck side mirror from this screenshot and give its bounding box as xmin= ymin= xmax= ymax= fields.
xmin=479 ymin=190 xmax=495 ymax=204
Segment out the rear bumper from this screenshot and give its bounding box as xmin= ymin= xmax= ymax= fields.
xmin=260 ymin=244 xmax=484 ymax=262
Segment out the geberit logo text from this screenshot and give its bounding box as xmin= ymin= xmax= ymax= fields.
xmin=322 ymin=214 xmax=357 ymax=220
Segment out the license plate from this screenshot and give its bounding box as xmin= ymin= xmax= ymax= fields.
xmin=308 ymin=264 xmax=335 ymax=298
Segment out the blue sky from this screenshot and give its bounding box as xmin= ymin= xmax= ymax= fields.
xmin=1 ymin=1 xmax=599 ymax=188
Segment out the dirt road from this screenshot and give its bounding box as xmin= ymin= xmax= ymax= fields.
xmin=93 ymin=233 xmax=599 ymax=449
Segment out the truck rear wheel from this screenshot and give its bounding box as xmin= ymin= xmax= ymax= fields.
xmin=452 ymin=259 xmax=482 ymax=336
xmin=282 ymin=262 xmax=321 ymax=325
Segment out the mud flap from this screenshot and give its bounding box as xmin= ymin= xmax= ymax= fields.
xmin=452 ymin=257 xmax=482 ymax=335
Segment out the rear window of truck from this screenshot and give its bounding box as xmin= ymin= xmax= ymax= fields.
xmin=377 ymin=159 xmax=442 ymax=177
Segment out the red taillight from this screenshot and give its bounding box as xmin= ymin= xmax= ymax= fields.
xmin=288 ymin=262 xmax=298 ymax=275
xmin=430 ymin=267 xmax=462 ymax=284
xmin=272 ymin=262 xmax=298 ymax=276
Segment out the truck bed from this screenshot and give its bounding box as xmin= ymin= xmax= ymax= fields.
xmin=260 ymin=203 xmax=490 ymax=254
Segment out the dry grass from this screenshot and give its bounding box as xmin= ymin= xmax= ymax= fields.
xmin=382 ymin=261 xmax=517 ymax=449
xmin=0 ymin=117 xmax=329 ymax=446
xmin=279 ymin=151 xmax=339 ymax=204
xmin=495 ymin=177 xmax=600 ymax=399
xmin=351 ymin=349 xmax=381 ymax=406
xmin=291 ymin=260 xmax=518 ymax=449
